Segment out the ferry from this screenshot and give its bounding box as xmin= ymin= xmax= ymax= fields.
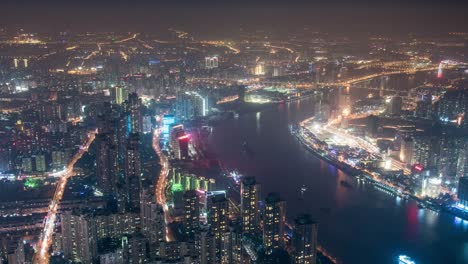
xmin=300 ymin=185 xmax=307 ymax=194
xmin=398 ymin=255 xmax=416 ymax=264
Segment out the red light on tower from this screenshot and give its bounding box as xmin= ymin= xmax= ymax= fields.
xmin=437 ymin=62 xmax=443 ymax=79
xmin=414 ymin=164 xmax=423 ymax=172
xmin=178 ymin=134 xmax=190 ymax=140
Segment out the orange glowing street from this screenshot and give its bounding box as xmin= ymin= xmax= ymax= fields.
xmin=33 ymin=130 xmax=96 ymax=264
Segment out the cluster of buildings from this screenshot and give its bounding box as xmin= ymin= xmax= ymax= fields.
xmin=36 ymin=89 xmax=319 ymax=264
xmin=0 ymin=27 xmax=467 ymax=263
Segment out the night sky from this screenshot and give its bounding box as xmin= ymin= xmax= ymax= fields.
xmin=2 ymin=0 xmax=468 ymax=37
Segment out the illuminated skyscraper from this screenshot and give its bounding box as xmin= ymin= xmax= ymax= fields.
xmin=183 ymin=190 xmax=200 ymax=239
xmin=140 ymin=191 xmax=166 ymax=244
xmin=170 ymin=125 xmax=186 ymax=159
xmin=254 ymin=62 xmax=266 ymax=75
xmin=388 ymin=96 xmax=403 ymax=116
xmin=96 ymin=133 xmax=119 ymax=195
xmin=221 ymin=223 xmax=243 ymax=264
xmin=263 ymin=193 xmax=286 ymax=255
xmin=339 ymin=86 xmax=351 ymax=113
xmin=178 ymin=134 xmax=190 ymax=160
xmin=292 ymin=214 xmax=318 ymax=264
xmin=113 ymin=86 xmax=126 ymax=105
xmin=400 ymin=137 xmax=414 ymax=166
xmin=241 ymin=176 xmax=260 ymax=235
xmin=175 ymin=91 xmax=208 ymax=120
xmin=195 ymin=226 xmax=217 ymax=264
xmin=207 ymin=192 xmax=228 ymax=255
xmin=125 ymin=133 xmax=141 ymax=211
xmin=411 ymin=136 xmax=433 ymax=168
xmin=61 ymin=211 xmax=98 ymax=264
xmin=458 ymin=177 xmax=468 ymax=208
xmin=365 ymin=115 xmax=379 ymax=138
xmin=124 ymin=93 xmax=143 ymax=134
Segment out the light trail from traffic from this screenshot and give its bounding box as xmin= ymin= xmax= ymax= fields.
xmin=33 ymin=130 xmax=96 ymax=264
xmin=114 ymin=33 xmax=139 ymax=43
xmin=152 ymin=127 xmax=173 ymax=241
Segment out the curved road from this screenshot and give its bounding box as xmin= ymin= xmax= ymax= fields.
xmin=152 ymin=127 xmax=173 ymax=241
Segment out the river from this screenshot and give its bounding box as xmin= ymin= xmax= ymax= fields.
xmin=206 ymin=97 xmax=468 ymax=264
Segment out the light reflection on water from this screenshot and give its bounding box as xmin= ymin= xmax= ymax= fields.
xmin=209 ymin=92 xmax=468 ymax=264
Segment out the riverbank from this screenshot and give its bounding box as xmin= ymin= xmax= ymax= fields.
xmin=292 ymin=121 xmax=468 ymax=221
xmin=191 ymin=123 xmax=339 ymax=263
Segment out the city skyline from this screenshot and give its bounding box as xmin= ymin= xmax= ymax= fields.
xmin=0 ymin=3 xmax=467 ymax=264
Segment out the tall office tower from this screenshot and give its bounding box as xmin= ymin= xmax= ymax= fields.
xmin=241 ymin=177 xmax=260 ymax=235
xmin=411 ymin=136 xmax=433 ymax=168
xmin=0 ymin=147 xmax=11 ymax=172
xmin=365 ymin=115 xmax=380 ymax=138
xmin=175 ymin=91 xmax=208 ymax=121
xmin=96 ymin=133 xmax=119 ymax=195
xmin=113 ymin=86 xmax=126 ymax=105
xmin=125 ymin=93 xmax=143 ymax=134
xmin=221 ymin=223 xmax=243 ymax=264
xmin=183 ymin=190 xmax=200 ymax=239
xmin=456 ymin=139 xmax=468 ymax=179
xmin=458 ymin=177 xmax=468 ymax=208
xmin=61 ymin=211 xmax=98 ymax=264
xmin=399 ymin=137 xmax=414 ymax=165
xmin=388 ymin=96 xmax=403 ymax=115
xmin=338 ymin=86 xmax=351 ymax=113
xmin=170 ymin=125 xmax=186 ymax=159
xmin=254 ymin=62 xmax=266 ymax=75
xmin=263 ymin=193 xmax=286 ymax=255
xmin=125 ymin=133 xmax=142 ymax=211
xmin=196 ymin=226 xmax=216 ymax=264
xmin=142 ymin=115 xmax=152 ymax=134
xmin=207 ymin=192 xmax=228 ymax=256
xmin=175 ymin=93 xmax=194 ymax=121
xmin=379 ymin=76 xmax=388 ymax=97
xmin=437 ymin=136 xmax=460 ymax=182
xmin=140 ymin=191 xmax=166 ymax=244
xmin=178 ymin=134 xmax=190 ymax=160
xmin=117 ymin=114 xmax=128 ymax=159
xmin=97 ymin=102 xmax=113 ymax=134
xmin=292 ymin=214 xmax=318 ymax=264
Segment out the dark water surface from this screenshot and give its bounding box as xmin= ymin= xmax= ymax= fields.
xmin=207 ymin=98 xmax=468 ymax=264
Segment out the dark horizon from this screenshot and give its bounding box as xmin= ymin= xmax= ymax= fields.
xmin=3 ymin=1 xmax=468 ymax=38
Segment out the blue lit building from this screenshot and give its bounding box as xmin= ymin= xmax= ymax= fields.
xmin=458 ymin=177 xmax=468 ymax=209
